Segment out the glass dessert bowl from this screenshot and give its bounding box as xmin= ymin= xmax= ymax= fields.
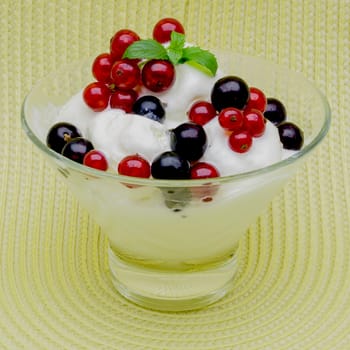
xmin=21 ymin=51 xmax=330 ymax=312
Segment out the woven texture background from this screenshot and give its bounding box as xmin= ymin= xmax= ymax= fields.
xmin=1 ymin=0 xmax=349 ymax=349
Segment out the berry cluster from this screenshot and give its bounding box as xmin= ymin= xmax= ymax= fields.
xmin=46 ymin=122 xmax=108 ymax=170
xmin=46 ymin=18 xmax=304 ymax=190
xmin=188 ymin=75 xmax=304 ymax=153
xmin=82 ymin=18 xmax=184 ymax=114
xmin=151 ymin=121 xmax=217 ymax=181
xmin=118 ymin=122 xmax=218 ymax=182
xmin=188 ymin=76 xmax=267 ymax=153
xmin=264 ymin=98 xmax=304 ymax=150
xmin=74 ymin=17 xmax=221 ymax=182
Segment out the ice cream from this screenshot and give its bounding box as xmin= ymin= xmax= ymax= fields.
xmin=139 ymin=62 xmax=222 ymax=123
xmin=202 ymin=118 xmax=283 ymax=176
xmin=56 ymin=92 xmax=169 ymax=170
xmin=45 ymin=15 xmax=305 ymax=183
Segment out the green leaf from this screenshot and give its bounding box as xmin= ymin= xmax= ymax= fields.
xmin=123 ymin=39 xmax=169 ymax=60
xmin=168 ymin=31 xmax=186 ymax=51
xmin=181 ymin=46 xmax=218 ymax=76
xmin=167 ymin=31 xmax=186 ymax=65
xmin=167 ymin=50 xmax=182 ymax=65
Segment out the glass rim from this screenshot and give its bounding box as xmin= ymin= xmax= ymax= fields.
xmin=21 ymin=53 xmax=331 ymax=188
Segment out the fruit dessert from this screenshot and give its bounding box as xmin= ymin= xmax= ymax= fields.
xmin=46 ymin=18 xmax=304 ymax=187
xmin=31 ymin=19 xmax=317 ymax=306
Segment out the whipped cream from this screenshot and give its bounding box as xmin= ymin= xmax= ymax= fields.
xmin=89 ymin=110 xmax=169 ymax=168
xmin=54 ymin=62 xmax=285 ymax=176
xmin=56 ymin=92 xmax=170 ymax=169
xmin=140 ymin=63 xmax=222 ymax=125
xmin=203 ymin=118 xmax=282 ymax=176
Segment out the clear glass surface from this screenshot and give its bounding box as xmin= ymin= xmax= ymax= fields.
xmin=21 ymin=51 xmax=331 ymax=311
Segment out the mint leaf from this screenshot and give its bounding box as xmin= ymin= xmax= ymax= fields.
xmin=182 ymin=46 xmax=218 ymax=76
xmin=123 ymin=39 xmax=168 ymax=60
xmin=167 ymin=32 xmax=186 ymax=65
xmin=167 ymin=50 xmax=182 ymax=65
xmin=168 ymin=31 xmax=186 ymax=51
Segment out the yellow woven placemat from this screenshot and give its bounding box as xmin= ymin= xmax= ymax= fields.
xmin=1 ymin=0 xmax=349 ymax=348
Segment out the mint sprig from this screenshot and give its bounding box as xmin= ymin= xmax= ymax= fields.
xmin=123 ymin=32 xmax=218 ymax=76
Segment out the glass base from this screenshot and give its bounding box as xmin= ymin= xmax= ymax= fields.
xmin=108 ymin=247 xmax=238 ymax=312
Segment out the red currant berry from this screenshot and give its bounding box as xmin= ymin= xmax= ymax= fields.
xmin=245 ymin=87 xmax=267 ymax=112
xmin=110 ymin=88 xmax=138 ymax=113
xmin=110 ymin=29 xmax=140 ymax=61
xmin=118 ymin=154 xmax=151 ymax=178
xmin=92 ymin=53 xmax=113 ymax=84
xmin=228 ymin=131 xmax=253 ymax=153
xmin=110 ymin=59 xmax=140 ymax=89
xmin=190 ymin=162 xmax=220 ymax=200
xmin=152 ymin=18 xmax=185 ymax=43
xmin=243 ymin=109 xmax=266 ymax=137
xmin=218 ymin=107 xmax=244 ymax=132
xmin=83 ymin=82 xmax=110 ymax=112
xmin=190 ymin=162 xmax=219 ymax=179
xmin=83 ymin=150 xmax=108 ymax=171
xmin=187 ymin=101 xmax=217 ymax=125
xmin=142 ymin=59 xmax=175 ymax=92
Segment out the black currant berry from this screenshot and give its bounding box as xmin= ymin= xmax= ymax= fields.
xmin=170 ymin=122 xmax=207 ymax=161
xmin=211 ymin=76 xmax=249 ymax=111
xmin=264 ymin=98 xmax=287 ymax=125
xmin=151 ymin=151 xmax=190 ymax=179
xmin=46 ymin=122 xmax=82 ymax=153
xmin=132 ymin=95 xmax=165 ymax=123
xmin=278 ymin=122 xmax=304 ymax=150
xmin=61 ymin=138 xmax=94 ymax=164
